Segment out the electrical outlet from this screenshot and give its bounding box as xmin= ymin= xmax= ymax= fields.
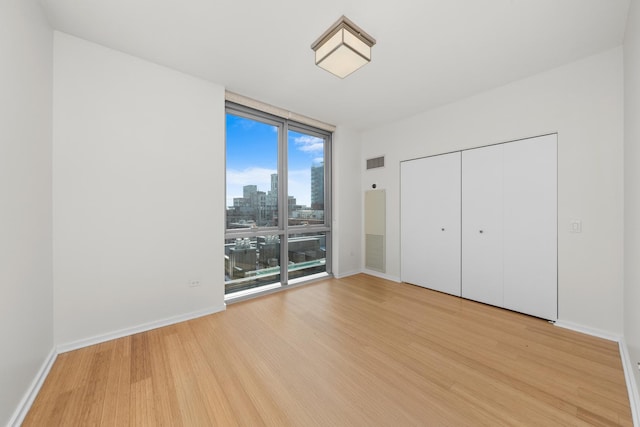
xmin=188 ymin=280 xmax=201 ymax=287
xmin=569 ymin=219 xmax=582 ymax=233
xmin=637 ymin=361 xmax=640 ymax=372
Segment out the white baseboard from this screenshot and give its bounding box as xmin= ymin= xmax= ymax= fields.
xmin=554 ymin=321 xmax=638 ymax=426
xmin=362 ymin=269 xmax=401 ymax=283
xmin=8 ymin=347 xmax=57 ymax=427
xmin=553 ymin=320 xmax=622 ymax=342
xmin=619 ymin=338 xmax=640 ymax=427
xmin=57 ymin=304 xmax=226 ymax=353
xmin=334 ymin=269 xmax=362 ymax=279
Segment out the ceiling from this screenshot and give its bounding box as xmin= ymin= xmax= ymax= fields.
xmin=41 ymin=0 xmax=630 ymax=131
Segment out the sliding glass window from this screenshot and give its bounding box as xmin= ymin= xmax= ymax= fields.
xmin=224 ymin=103 xmax=331 ymax=296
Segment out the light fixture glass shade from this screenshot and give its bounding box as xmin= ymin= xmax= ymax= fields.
xmin=311 ymin=16 xmax=376 ymax=79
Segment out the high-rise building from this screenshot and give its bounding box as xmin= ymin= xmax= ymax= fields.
xmin=311 ymin=161 xmax=324 ymax=210
xmin=243 ymin=185 xmax=257 ymax=198
xmin=270 ymin=174 xmax=278 ymax=195
xmin=264 ymin=173 xmax=278 ymax=225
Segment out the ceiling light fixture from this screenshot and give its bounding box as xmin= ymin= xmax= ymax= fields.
xmin=311 ymin=15 xmax=376 ymax=79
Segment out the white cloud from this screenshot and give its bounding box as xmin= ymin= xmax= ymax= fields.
xmin=294 ymin=135 xmax=324 ymax=153
xmin=227 ymin=167 xmax=275 ymax=187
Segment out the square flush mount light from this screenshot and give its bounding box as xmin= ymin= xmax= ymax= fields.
xmin=311 ymin=15 xmax=376 ymax=79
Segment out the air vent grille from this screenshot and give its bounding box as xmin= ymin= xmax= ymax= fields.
xmin=367 ymin=156 xmax=385 ymax=170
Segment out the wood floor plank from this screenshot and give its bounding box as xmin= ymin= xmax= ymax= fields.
xmin=146 ymin=329 xmax=183 ymax=426
xmin=23 ymin=274 xmax=633 ymax=426
xmin=99 ymin=337 xmax=131 ymax=426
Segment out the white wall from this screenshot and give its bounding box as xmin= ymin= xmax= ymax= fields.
xmin=361 ymin=48 xmax=624 ymax=336
xmin=53 ymin=33 xmax=226 ymax=346
xmin=624 ymin=0 xmax=640 ymax=392
xmin=0 ymin=1 xmax=53 ymax=425
xmin=332 ymin=127 xmax=362 ymax=277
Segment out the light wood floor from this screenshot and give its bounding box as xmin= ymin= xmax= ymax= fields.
xmin=25 ymin=274 xmax=632 ymax=426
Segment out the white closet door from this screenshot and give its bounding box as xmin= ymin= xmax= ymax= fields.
xmin=462 ymin=145 xmax=504 ymax=307
xmin=401 ymin=152 xmax=461 ymax=296
xmin=503 ymin=135 xmax=557 ymax=320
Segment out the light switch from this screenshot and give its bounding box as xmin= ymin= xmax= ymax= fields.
xmin=569 ymin=219 xmax=582 ymax=233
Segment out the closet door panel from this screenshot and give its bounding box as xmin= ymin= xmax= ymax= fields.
xmin=503 ymin=135 xmax=557 ymax=320
xmin=462 ymin=145 xmax=503 ymax=307
xmin=401 ymin=152 xmax=461 ymax=296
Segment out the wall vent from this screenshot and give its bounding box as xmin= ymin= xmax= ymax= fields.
xmin=366 ymin=156 xmax=385 ymax=170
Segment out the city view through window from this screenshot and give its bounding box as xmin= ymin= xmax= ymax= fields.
xmin=225 ymin=111 xmax=330 ymax=295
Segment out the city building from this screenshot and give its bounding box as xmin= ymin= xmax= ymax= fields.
xmin=310 ymin=161 xmax=324 ymax=210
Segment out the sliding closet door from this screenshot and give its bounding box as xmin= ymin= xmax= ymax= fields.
xmin=401 ymin=152 xmax=461 ymax=296
xmin=503 ymin=135 xmax=557 ymax=320
xmin=462 ymin=145 xmax=503 ymax=307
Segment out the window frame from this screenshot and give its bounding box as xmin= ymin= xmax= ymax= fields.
xmin=224 ymin=102 xmax=332 ymax=293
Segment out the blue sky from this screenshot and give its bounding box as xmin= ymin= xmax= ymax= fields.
xmin=226 ymin=114 xmax=324 ymax=207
